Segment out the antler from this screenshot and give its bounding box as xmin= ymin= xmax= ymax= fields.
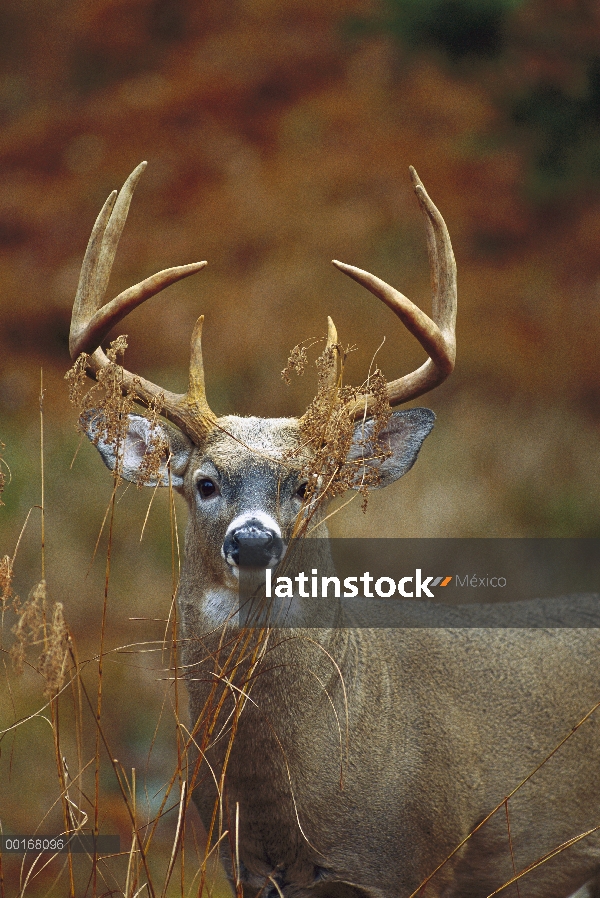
xmin=72 ymin=163 xmax=454 ymax=437
xmin=70 ymin=162 xmax=217 ymax=442
xmin=331 ymin=166 xmax=456 ymax=418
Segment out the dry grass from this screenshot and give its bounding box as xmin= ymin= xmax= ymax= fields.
xmin=284 ymin=336 xmax=392 ymax=528
xmin=1 ymin=367 xmax=228 ymax=897
xmin=0 ymin=443 xmax=7 ymax=508
xmin=9 ymin=580 xmax=68 ymax=700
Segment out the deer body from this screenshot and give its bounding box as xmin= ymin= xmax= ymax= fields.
xmin=70 ymin=164 xmax=600 ymax=898
xmin=174 ymin=423 xmax=600 ymax=898
xmin=188 ymin=626 xmax=600 ymax=898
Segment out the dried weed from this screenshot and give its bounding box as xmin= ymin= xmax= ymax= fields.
xmin=10 ymin=579 xmax=69 ymax=697
xmin=10 ymin=579 xmax=46 ymax=675
xmin=284 ymin=335 xmax=392 ymax=519
xmin=66 ymin=337 xmax=163 ymax=483
xmin=90 ymin=337 xmax=137 ymax=468
xmin=39 ymin=600 xmax=69 ymax=698
xmin=64 ymin=351 xmax=94 ymax=410
xmin=0 ymin=440 xmax=6 ymax=506
xmin=136 ymin=392 xmax=169 ymax=489
xmin=281 ymin=342 xmax=309 ymax=384
xmin=0 ymin=553 xmax=14 ymax=607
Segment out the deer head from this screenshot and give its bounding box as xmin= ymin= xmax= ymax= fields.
xmin=69 ymin=162 xmax=456 ymax=594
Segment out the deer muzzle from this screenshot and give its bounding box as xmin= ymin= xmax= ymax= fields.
xmin=222 ymin=514 xmax=285 ymax=570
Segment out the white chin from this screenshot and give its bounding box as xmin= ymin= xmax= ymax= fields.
xmin=226 ymin=562 xmax=240 ymax=580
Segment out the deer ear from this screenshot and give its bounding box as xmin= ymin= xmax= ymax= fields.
xmin=81 ymin=411 xmax=193 ymax=489
xmin=347 ymin=408 xmax=435 ymax=489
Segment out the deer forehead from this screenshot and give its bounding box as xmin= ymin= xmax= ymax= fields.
xmin=186 ymin=417 xmax=305 ymax=518
xmin=198 ymin=416 xmax=305 ymax=468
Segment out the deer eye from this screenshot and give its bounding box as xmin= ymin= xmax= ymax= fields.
xmin=198 ymin=478 xmax=217 ymax=499
xmin=296 ymin=482 xmax=308 ymax=500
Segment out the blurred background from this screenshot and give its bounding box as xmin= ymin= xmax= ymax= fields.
xmin=1 ymin=0 xmax=600 ymax=893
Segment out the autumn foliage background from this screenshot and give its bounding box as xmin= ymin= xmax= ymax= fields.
xmin=1 ymin=0 xmax=600 ymax=894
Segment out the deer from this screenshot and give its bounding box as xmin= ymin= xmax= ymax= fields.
xmin=68 ymin=161 xmax=600 ymax=898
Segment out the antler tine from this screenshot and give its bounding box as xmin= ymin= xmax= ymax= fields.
xmin=70 ymin=163 xmax=217 ymax=443
xmin=70 ymin=161 xmax=146 ymax=357
xmin=70 ymin=188 xmax=117 ymax=356
xmin=409 ymin=166 xmax=456 ymax=355
xmin=94 ymin=162 xmax=147 ymax=313
xmin=70 ymin=261 xmax=208 ymax=359
xmin=70 ymin=162 xmax=208 ymax=359
xmin=332 ymin=168 xmax=456 ymax=417
xmin=185 ymin=314 xmax=214 ymax=419
xmin=323 ymin=315 xmax=340 ymax=392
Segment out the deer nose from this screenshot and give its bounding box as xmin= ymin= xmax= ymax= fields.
xmin=223 ymin=519 xmax=284 ymax=569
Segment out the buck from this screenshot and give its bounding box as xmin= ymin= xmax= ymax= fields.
xmin=69 ymin=163 xmax=600 ymax=898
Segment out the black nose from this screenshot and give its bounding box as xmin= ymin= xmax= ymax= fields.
xmin=223 ymin=520 xmax=283 ymax=568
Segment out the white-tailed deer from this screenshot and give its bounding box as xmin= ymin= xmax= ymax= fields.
xmin=70 ymin=163 xmax=600 ymax=898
